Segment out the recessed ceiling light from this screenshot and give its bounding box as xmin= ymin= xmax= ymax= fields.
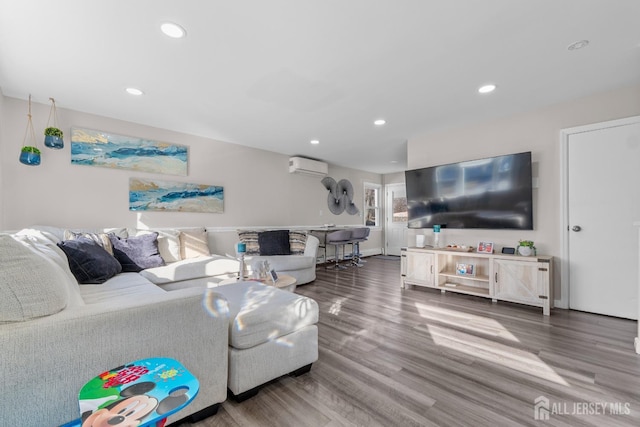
xmin=567 ymin=39 xmax=589 ymax=51
xmin=390 ymin=160 xmax=398 ymax=164
xmin=125 ymin=87 xmax=144 ymax=96
xmin=374 ymin=119 xmax=386 ymax=126
xmin=478 ymin=84 xmax=496 ymax=94
xmin=310 ymin=139 xmax=320 ymax=145
xmin=161 ymin=22 xmax=187 ymax=38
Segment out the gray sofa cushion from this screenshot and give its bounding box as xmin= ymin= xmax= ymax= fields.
xmin=0 ymin=234 xmax=69 ymax=322
xmin=141 ymin=255 xmax=239 ymax=285
xmin=245 ymin=254 xmax=314 ymax=272
xmin=79 ymin=272 xmax=166 ymax=304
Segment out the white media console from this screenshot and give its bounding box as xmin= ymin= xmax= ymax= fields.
xmin=401 ymin=247 xmax=553 ymax=315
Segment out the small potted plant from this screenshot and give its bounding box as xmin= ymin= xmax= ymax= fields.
xmin=44 ymin=126 xmax=64 ymax=149
xmin=518 ymin=240 xmax=535 ymax=256
xmin=19 ymin=146 xmax=42 ymax=166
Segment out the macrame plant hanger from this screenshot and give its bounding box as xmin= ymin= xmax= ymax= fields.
xmin=19 ymin=94 xmax=42 ymax=166
xmin=44 ymin=97 xmax=64 ymax=149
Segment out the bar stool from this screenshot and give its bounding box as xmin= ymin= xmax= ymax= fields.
xmin=325 ymin=229 xmax=352 ymax=270
xmin=348 ymin=227 xmax=370 ymax=267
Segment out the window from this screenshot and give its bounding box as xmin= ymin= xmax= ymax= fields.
xmin=364 ymin=183 xmax=381 ymax=227
xmin=391 ymin=191 xmax=407 ymax=223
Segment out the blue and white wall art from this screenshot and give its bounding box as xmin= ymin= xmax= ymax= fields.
xmin=129 ymin=178 xmax=224 ymax=213
xmin=71 ymin=128 xmax=188 ymax=175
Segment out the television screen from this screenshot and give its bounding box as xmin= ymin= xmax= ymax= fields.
xmin=405 ymin=151 xmax=533 ymax=229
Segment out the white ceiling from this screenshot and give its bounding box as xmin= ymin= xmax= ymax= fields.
xmin=1 ymin=1 xmax=639 ymax=174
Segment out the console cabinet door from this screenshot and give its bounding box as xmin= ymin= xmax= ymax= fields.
xmin=493 ymin=259 xmax=550 ymax=314
xmin=405 ymin=250 xmax=434 ymax=287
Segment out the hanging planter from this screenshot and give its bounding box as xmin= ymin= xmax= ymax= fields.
xmin=19 ymin=94 xmax=42 ymax=166
xmin=44 ymin=97 xmax=64 ymax=149
xmin=20 ymin=146 xmax=42 ymax=166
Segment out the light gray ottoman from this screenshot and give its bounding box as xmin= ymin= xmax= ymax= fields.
xmin=213 ymin=281 xmax=319 ymax=401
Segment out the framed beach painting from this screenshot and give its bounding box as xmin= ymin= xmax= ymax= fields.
xmin=129 ymin=178 xmax=224 ymax=213
xmin=71 ymin=128 xmax=188 ymax=176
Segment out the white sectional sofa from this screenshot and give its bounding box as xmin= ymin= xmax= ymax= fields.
xmin=0 ymin=225 xmax=320 ymax=426
xmin=0 ymin=229 xmax=229 ymax=427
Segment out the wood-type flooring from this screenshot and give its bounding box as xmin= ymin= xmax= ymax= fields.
xmin=176 ymin=256 xmax=640 ymax=427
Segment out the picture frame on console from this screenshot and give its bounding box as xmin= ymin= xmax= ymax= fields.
xmin=477 ymin=241 xmax=494 ymax=254
xmin=456 ymin=263 xmax=476 ymax=276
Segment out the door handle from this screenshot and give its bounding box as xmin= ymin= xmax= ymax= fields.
xmin=572 ymin=225 xmax=582 ymax=232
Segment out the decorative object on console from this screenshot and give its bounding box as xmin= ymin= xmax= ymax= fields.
xmin=477 ymin=241 xmax=494 ymax=253
xmin=501 ymin=247 xmax=516 ymax=254
xmin=129 ymin=178 xmax=224 ymax=213
xmin=44 ymin=97 xmax=64 ymax=149
xmin=321 ymin=177 xmax=359 ymax=215
xmin=518 ymin=240 xmax=535 ymax=256
xmin=445 ymin=244 xmax=473 ymax=252
xmin=71 ymin=127 xmax=188 ymax=175
xmin=19 ymin=94 xmax=42 ymax=166
xmin=456 ymin=262 xmax=476 ymax=276
xmin=416 ymin=234 xmax=425 ymax=248
xmin=433 ymin=225 xmax=441 ymax=248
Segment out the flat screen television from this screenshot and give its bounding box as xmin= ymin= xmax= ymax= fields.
xmin=405 ymin=151 xmax=533 ymax=230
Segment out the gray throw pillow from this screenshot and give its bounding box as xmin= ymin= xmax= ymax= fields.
xmin=108 ymin=232 xmax=165 ymax=272
xmin=57 ymin=237 xmax=122 ymax=284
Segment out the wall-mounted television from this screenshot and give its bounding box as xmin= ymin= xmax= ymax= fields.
xmin=405 ymin=151 xmax=533 ymax=230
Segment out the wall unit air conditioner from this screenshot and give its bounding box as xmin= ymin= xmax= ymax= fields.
xmin=289 ymin=157 xmax=328 ymax=176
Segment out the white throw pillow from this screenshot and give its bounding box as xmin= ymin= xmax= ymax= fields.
xmin=180 ymin=228 xmax=210 ymax=259
xmin=13 ymin=230 xmax=85 ymax=307
xmin=0 ymin=234 xmax=70 ymax=322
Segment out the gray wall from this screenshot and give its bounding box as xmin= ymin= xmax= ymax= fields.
xmin=407 ymin=83 xmax=640 ymax=303
xmin=0 ymin=95 xmax=383 ymax=255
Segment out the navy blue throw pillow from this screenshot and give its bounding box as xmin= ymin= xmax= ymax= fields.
xmin=57 ymin=237 xmax=122 ymax=284
xmin=108 ymin=232 xmax=165 ymax=272
xmin=258 ymin=230 xmax=291 ymax=256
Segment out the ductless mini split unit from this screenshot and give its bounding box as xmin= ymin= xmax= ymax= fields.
xmin=288 ymin=156 xmax=328 ymax=177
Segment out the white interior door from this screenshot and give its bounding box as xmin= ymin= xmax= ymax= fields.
xmin=567 ymin=120 xmax=640 ymax=319
xmin=385 ymin=183 xmax=408 ymax=256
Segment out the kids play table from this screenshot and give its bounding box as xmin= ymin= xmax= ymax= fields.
xmin=65 ymin=357 xmax=199 ymax=427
